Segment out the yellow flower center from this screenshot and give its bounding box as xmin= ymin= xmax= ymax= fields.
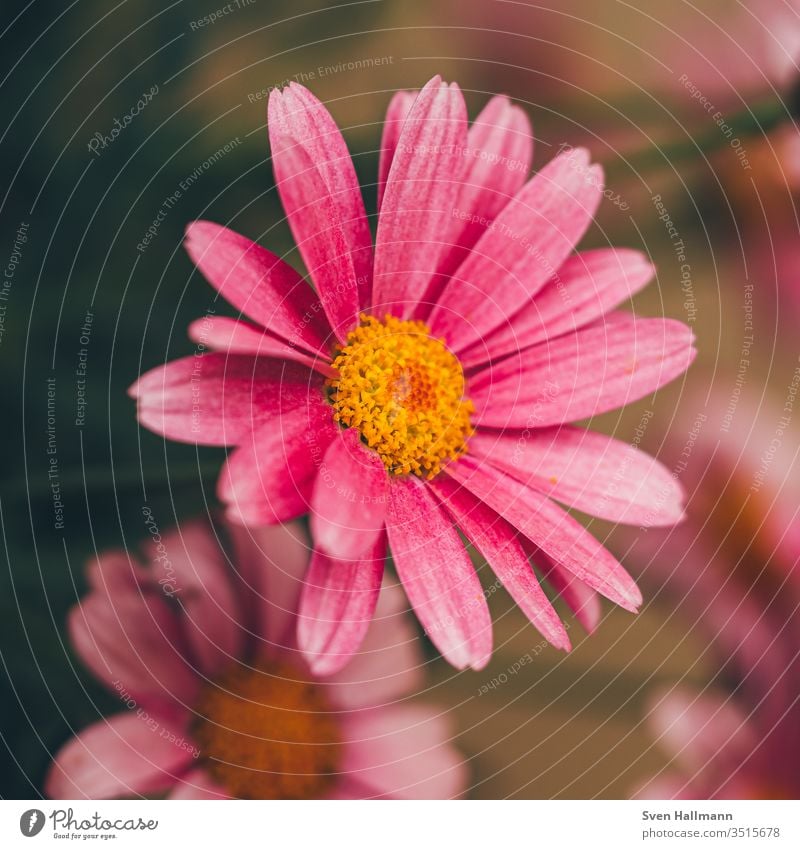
xmin=329 ymin=315 xmax=474 ymax=479
xmin=192 ymin=659 xmax=341 ymax=799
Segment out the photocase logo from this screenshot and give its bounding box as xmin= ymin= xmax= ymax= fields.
xmin=19 ymin=809 xmax=46 ymax=837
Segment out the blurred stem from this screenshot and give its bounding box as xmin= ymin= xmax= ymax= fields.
xmin=617 ymin=95 xmax=791 ymax=173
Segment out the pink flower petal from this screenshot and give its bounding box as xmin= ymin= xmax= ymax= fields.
xmin=46 ymin=712 xmax=193 ymax=799
xmin=460 ymin=248 xmax=654 ymax=369
xmin=141 ymin=520 xmax=243 ymax=679
xmin=227 ymin=521 xmax=313 ymax=651
xmin=430 ymin=476 xmax=570 ymax=650
xmin=323 ymin=581 xmax=424 ymax=710
xmin=184 ymin=221 xmax=330 ymax=355
xmin=218 ymin=391 xmax=337 ymax=526
xmin=269 ymin=84 xmax=373 ymax=311
xmin=445 ymin=456 xmax=642 ymax=611
xmin=385 ymin=476 xmax=492 ymax=670
xmin=531 ymin=547 xmax=602 ymax=633
xmin=268 ymin=133 xmax=361 ymax=340
xmin=340 ymin=704 xmax=467 ymax=799
xmin=469 ymin=427 xmax=685 ymax=526
xmin=377 ymin=90 xmax=417 ymax=210
xmin=435 ymin=94 xmax=533 ymax=283
xmin=129 ymin=354 xmax=320 ymax=447
xmin=69 ymin=585 xmax=199 ymax=711
xmin=469 ymin=313 xmax=697 ymax=428
xmin=428 ymin=147 xmax=603 ymax=352
xmin=372 ymin=76 xmax=468 ymax=317
xmin=310 ymin=427 xmax=389 ymax=560
xmin=169 ymin=768 xmax=229 ymax=799
xmin=187 ymin=316 xmax=333 ymax=375
xmin=297 ymin=538 xmax=386 ymax=676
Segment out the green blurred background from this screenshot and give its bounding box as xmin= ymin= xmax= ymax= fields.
xmin=1 ymin=0 xmax=797 ymax=798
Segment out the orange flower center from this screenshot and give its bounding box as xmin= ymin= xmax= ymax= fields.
xmin=328 ymin=314 xmax=474 ymax=478
xmin=192 ymin=659 xmax=341 ymax=799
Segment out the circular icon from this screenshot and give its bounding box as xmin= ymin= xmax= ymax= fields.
xmin=19 ymin=810 xmax=46 ymax=837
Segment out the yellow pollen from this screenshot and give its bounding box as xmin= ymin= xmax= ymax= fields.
xmin=329 ymin=314 xmax=474 ymax=479
xmin=192 ymin=659 xmax=341 ymax=799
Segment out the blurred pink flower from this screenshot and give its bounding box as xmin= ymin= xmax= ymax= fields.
xmin=46 ymin=519 xmax=466 ymax=800
xmin=131 ymin=75 xmax=696 ymax=674
xmin=633 ymin=398 xmax=800 ymax=799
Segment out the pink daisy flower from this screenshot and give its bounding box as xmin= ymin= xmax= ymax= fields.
xmin=130 ymin=75 xmax=696 ymax=674
xmin=46 ymin=519 xmax=466 ymax=800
